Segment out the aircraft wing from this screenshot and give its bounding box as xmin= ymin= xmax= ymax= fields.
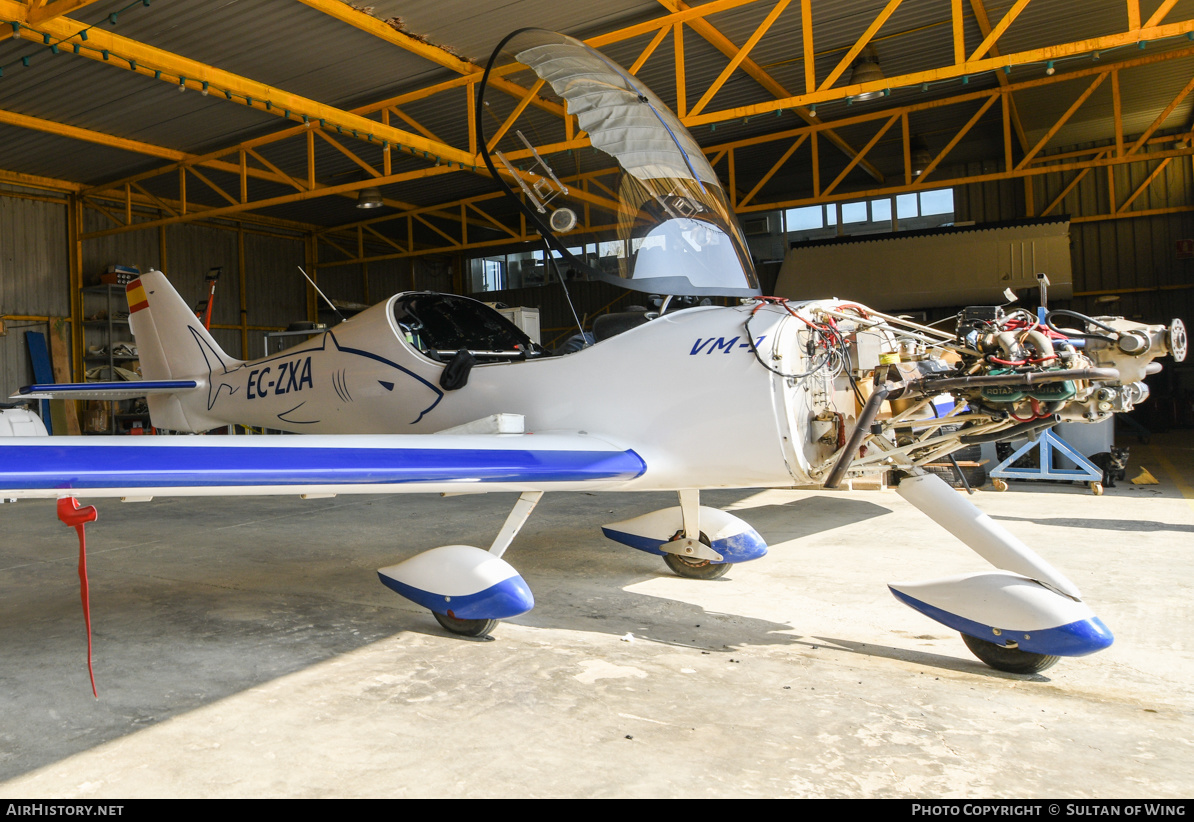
xmin=13 ymin=380 xmax=199 ymax=401
xmin=0 ymin=430 xmax=646 ymax=500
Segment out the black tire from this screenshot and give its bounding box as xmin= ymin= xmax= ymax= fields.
xmin=924 ymin=462 xmax=987 ymax=489
xmin=433 ymin=611 xmax=497 ymax=638
xmin=663 ymin=530 xmax=732 ymax=579
xmin=962 ymin=633 xmax=1060 ymax=674
xmin=663 ymin=552 xmax=732 ymax=580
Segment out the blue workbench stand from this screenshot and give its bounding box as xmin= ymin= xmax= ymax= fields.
xmin=989 ymin=428 xmax=1106 ymax=495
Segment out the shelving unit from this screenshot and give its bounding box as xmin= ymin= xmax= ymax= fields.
xmin=80 ymin=284 xmax=147 ymax=434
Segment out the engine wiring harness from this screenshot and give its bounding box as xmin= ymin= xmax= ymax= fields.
xmin=742 ymin=296 xmax=1185 ymax=485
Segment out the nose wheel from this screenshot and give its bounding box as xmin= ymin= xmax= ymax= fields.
xmin=433 ymin=611 xmax=498 ymax=638
xmin=962 ymin=633 xmax=1060 ymax=674
xmin=664 ymin=553 xmax=732 ymax=579
xmin=663 ymin=530 xmax=732 ymax=579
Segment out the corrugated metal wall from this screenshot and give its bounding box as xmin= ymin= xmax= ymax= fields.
xmin=0 ymin=195 xmax=69 ymax=389
xmin=80 ymin=212 xmax=312 ymax=361
xmin=955 ymin=156 xmax=1194 ymax=329
xmin=4 ymin=199 xmax=472 ymax=392
xmin=239 ymin=231 xmax=308 ymax=359
xmin=314 ymin=259 xmax=413 ymax=303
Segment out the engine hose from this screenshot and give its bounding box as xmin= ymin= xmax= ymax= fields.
xmin=825 ymin=385 xmax=890 ymax=489
xmin=1020 ymin=328 xmax=1057 ymax=360
xmin=1045 ymin=309 xmax=1118 ymax=343
xmin=959 ymin=415 xmax=1059 ymax=445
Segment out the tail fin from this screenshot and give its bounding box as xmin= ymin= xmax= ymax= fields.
xmin=127 ymin=270 xmax=243 ymax=430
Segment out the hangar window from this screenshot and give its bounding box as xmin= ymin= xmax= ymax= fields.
xmin=469 ymin=245 xmax=599 ymax=293
xmin=786 ymin=205 xmax=823 ymax=231
xmin=467 ymin=189 xmax=954 ymax=294
xmin=840 ymin=201 xmax=868 ymax=224
xmin=920 ymin=188 xmax=954 ymax=216
xmin=783 ymin=187 xmax=954 ymax=243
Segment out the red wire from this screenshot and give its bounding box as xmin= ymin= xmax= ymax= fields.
xmin=1003 ymin=318 xmax=1069 ymax=340
xmin=833 ymin=303 xmax=871 ymax=318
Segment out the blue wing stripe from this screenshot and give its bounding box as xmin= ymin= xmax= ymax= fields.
xmin=0 ymin=443 xmax=646 ymax=490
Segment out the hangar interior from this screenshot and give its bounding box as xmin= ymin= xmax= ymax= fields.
xmin=1 ymin=0 xmax=1193 ymax=397
xmin=1 ymin=0 xmax=1193 ymax=800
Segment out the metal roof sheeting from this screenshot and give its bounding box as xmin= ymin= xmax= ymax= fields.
xmin=0 ymin=0 xmax=1190 ymax=235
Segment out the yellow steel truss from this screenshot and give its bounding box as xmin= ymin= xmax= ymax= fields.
xmin=0 ymin=0 xmax=1192 ymax=263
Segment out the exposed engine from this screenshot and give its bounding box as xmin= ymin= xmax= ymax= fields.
xmin=771 ymin=299 xmax=1187 ymax=485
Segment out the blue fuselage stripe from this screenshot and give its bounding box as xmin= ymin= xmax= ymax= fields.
xmin=0 ymin=444 xmax=646 ymax=489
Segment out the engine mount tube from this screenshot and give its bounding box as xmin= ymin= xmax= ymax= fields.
xmin=959 ymin=415 xmax=1059 ymax=445
xmin=825 ymin=385 xmax=890 ymax=489
xmin=907 ymin=367 xmax=1119 ymax=395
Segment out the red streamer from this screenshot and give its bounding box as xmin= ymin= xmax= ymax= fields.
xmin=57 ymin=497 xmax=99 ymax=698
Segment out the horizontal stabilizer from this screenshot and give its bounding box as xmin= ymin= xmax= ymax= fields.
xmin=13 ymin=380 xmax=199 ymax=401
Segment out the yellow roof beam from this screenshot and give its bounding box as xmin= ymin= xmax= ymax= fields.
xmin=683 ymin=15 xmax=1194 ymax=126
xmin=817 ymin=0 xmax=904 ymax=92
xmin=0 ymin=106 xmax=429 ymax=211
xmin=0 ymin=106 xmax=188 ymax=162
xmin=969 ymin=0 xmax=1029 ymax=153
xmin=24 ymin=0 xmax=100 ymax=26
xmin=294 ymin=0 xmax=478 ymax=76
xmin=295 ymin=0 xmax=565 ymax=119
xmin=0 ymin=166 xmax=82 ymax=192
xmin=689 ymin=0 xmax=791 ymax=117
xmin=967 ymin=0 xmax=1031 ymax=63
xmin=654 ymin=0 xmax=885 ymax=182
xmin=1 ymin=2 xmax=599 ymax=223
xmin=0 ymin=0 xmax=476 ymax=167
xmin=1144 ymin=0 xmax=1181 ymax=29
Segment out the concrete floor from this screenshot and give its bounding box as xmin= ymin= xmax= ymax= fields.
xmin=1 ymin=433 xmax=1192 ymax=799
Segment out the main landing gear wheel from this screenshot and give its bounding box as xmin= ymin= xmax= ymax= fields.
xmin=663 ymin=531 xmax=732 ymax=579
xmin=962 ymin=633 xmax=1060 ymax=674
xmin=433 ymin=611 xmax=497 ymax=638
xmin=664 ymin=553 xmax=732 ymax=579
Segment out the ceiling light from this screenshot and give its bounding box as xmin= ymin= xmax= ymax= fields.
xmin=910 ymin=135 xmax=931 ymax=176
xmin=848 ymin=48 xmax=885 ymax=101
xmin=356 ymin=187 xmax=383 ymax=209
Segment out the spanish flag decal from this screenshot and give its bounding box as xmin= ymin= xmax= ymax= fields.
xmin=126 ymin=279 xmax=149 ymax=314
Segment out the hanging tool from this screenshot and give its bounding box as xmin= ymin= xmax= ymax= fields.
xmin=194 ymin=267 xmax=222 ymax=330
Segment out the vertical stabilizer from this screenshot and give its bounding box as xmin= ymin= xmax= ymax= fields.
xmin=126 ymin=270 xmax=243 ymax=430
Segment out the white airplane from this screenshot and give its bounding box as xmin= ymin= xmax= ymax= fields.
xmin=2 ymin=30 xmax=1187 ymax=676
